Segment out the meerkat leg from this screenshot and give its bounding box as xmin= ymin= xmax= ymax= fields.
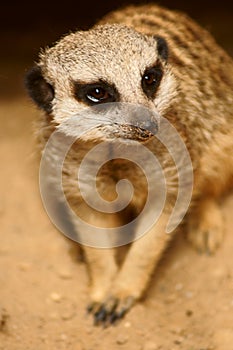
xmin=93 ymin=212 xmax=173 ymax=324
xmin=187 ymin=197 xmax=224 ymax=254
xmin=75 ymin=213 xmax=119 ymax=313
xmin=84 ymin=246 xmax=118 ymax=310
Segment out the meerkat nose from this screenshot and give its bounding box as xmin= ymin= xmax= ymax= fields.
xmin=130 ymin=106 xmax=159 ymax=136
xmin=140 ymin=119 xmax=158 ymax=135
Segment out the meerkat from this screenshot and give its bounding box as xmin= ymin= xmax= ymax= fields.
xmin=25 ymin=4 xmax=233 ymax=325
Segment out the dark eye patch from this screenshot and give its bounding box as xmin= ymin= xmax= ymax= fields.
xmin=141 ymin=63 xmax=163 ymax=99
xmin=73 ymin=80 xmax=119 ymax=105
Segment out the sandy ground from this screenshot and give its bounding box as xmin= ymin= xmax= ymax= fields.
xmin=0 ymin=96 xmax=233 ymax=350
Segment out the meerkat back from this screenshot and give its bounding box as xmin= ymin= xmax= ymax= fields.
xmin=100 ymin=4 xmax=233 ymax=251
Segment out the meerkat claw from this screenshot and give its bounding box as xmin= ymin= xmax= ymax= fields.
xmin=91 ymin=296 xmax=135 ymax=326
xmin=94 ymin=307 xmax=108 ymax=325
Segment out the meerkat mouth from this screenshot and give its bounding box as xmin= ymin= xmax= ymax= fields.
xmin=114 ymin=124 xmax=154 ymax=141
xmin=110 ymin=120 xmax=158 ymax=142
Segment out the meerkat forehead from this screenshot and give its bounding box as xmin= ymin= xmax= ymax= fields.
xmin=40 ymin=24 xmax=163 ymax=84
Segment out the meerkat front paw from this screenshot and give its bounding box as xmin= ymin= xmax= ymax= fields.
xmin=187 ymin=199 xmax=224 ymax=254
xmin=88 ymin=294 xmax=135 ymax=326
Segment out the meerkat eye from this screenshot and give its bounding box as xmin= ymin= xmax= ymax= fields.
xmin=73 ymin=81 xmax=119 ymax=105
xmin=86 ymin=87 xmax=110 ymax=103
xmin=142 ymin=65 xmax=163 ymax=98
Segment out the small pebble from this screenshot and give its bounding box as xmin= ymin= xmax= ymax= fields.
xmin=61 ymin=310 xmax=75 ymax=320
xmin=171 ymin=262 xmax=181 ymax=270
xmin=170 ymin=327 xmax=185 ymax=336
xmin=18 ymin=262 xmax=30 ymax=271
xmin=174 ymin=336 xmax=184 ymax=345
xmin=40 ymin=334 xmax=47 ymax=341
xmin=49 ymin=312 xmax=59 ymax=320
xmin=185 ymin=291 xmax=194 ymax=299
xmin=124 ymin=321 xmax=131 ymax=328
xmin=60 ymin=333 xmax=68 ymax=341
xmin=136 ymin=329 xmax=145 ymax=336
xmin=0 ymin=309 xmax=9 ymax=332
xmin=211 ymin=268 xmax=226 ymax=278
xmin=186 ymin=309 xmax=193 ymax=317
xmin=142 ymin=341 xmax=158 ymax=350
xmin=116 ymin=335 xmax=129 ymax=345
xmin=175 ymin=283 xmax=183 ymax=291
xmin=166 ymin=294 xmax=176 ymax=303
xmin=50 ymin=292 xmax=62 ymax=302
xmin=85 ymin=327 xmax=93 ymax=335
xmin=58 ymin=269 xmax=72 ymax=280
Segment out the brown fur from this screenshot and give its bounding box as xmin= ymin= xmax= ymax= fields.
xmin=25 ymin=4 xmax=233 ymax=324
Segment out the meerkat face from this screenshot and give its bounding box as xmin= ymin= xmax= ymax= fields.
xmin=26 ymin=24 xmax=177 ymax=138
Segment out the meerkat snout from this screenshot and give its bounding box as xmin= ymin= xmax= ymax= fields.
xmin=89 ymin=101 xmax=160 ymax=142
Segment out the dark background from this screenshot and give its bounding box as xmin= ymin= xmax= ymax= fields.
xmin=1 ymin=0 xmax=233 ymax=97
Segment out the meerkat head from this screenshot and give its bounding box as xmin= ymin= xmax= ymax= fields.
xmin=25 ymin=24 xmax=177 ymax=140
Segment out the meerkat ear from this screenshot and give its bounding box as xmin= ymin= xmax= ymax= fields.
xmin=25 ymin=65 xmax=54 ymax=113
xmin=154 ymin=36 xmax=169 ymax=61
